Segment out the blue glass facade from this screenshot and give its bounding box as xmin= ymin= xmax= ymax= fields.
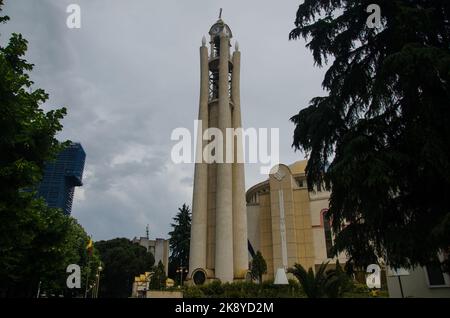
xmin=37 ymin=143 xmax=86 ymax=215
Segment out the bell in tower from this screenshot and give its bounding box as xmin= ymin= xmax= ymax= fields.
xmin=188 ymin=12 xmax=248 ymax=284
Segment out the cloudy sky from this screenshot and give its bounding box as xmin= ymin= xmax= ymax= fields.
xmin=1 ymin=0 xmax=325 ymax=241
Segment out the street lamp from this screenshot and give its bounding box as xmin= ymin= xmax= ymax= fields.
xmin=95 ymin=266 xmax=103 ymax=298
xmin=91 ymin=283 xmax=96 ymax=298
xmin=176 ymin=266 xmax=189 ymax=287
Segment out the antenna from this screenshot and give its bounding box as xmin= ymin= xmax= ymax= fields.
xmin=219 ymin=8 xmax=223 ymax=19
xmin=146 ymin=225 xmax=149 ymax=239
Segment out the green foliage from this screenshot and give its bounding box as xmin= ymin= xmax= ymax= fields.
xmin=0 ymin=192 xmax=98 ymax=297
xmin=149 ymin=261 xmax=167 ymax=291
xmin=95 ymin=238 xmax=155 ymax=298
xmin=342 ymin=282 xmax=389 ymax=298
xmin=41 ymin=218 xmax=101 ymax=298
xmin=288 ymin=262 xmax=328 ymax=298
xmin=168 ymin=204 xmax=191 ymax=284
xmin=290 ymin=1 xmax=450 ymax=270
xmin=181 ymin=279 xmax=386 ymax=298
xmin=250 ymin=251 xmax=267 ymax=283
xmin=288 ymin=261 xmax=353 ymax=298
xmin=324 ymin=260 xmax=354 ymax=298
xmin=183 ymin=280 xmax=305 ymax=298
xmin=352 ymin=282 xmax=371 ymax=294
xmin=183 ymin=285 xmax=205 ymax=298
xmin=200 ymin=280 xmax=224 ymax=296
xmin=0 ymin=12 xmax=67 ymax=199
xmin=0 ymin=2 xmax=84 ymax=297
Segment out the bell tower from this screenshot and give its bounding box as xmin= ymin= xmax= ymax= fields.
xmin=189 ymin=12 xmax=248 ymax=284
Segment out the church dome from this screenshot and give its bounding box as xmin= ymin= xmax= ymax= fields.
xmin=289 ymin=160 xmax=308 ymax=175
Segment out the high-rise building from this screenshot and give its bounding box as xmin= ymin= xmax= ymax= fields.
xmin=37 ymin=142 xmax=86 ymax=215
xmin=188 ymin=14 xmax=248 ymax=284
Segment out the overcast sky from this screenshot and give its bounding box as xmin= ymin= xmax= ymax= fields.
xmin=1 ymin=0 xmax=326 ymax=241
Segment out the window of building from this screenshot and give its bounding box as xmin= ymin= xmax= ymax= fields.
xmin=323 ymin=211 xmax=333 ymax=259
xmin=193 ymin=269 xmax=206 ymax=286
xmin=426 ymin=263 xmax=445 ymax=286
xmin=425 ymin=257 xmax=449 ymax=287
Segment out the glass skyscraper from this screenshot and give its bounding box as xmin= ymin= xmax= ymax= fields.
xmin=37 ymin=143 xmax=86 ymax=215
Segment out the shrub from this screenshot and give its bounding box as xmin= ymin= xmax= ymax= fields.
xmin=182 ymin=280 xmax=306 ymax=298
xmin=183 ymin=286 xmax=204 ymax=298
xmin=352 ymin=282 xmax=370 ymax=294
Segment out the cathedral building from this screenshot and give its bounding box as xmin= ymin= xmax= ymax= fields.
xmin=246 ymin=160 xmax=347 ymax=281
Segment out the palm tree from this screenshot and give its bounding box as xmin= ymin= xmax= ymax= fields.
xmin=288 ymin=261 xmax=350 ymax=298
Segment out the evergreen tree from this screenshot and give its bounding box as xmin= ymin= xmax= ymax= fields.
xmin=250 ymin=251 xmax=267 ymax=284
xmin=168 ymin=204 xmax=191 ymax=283
xmin=149 ymin=261 xmax=167 ymax=291
xmin=290 ymin=1 xmax=450 ymax=270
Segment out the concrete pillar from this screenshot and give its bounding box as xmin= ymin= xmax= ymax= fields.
xmin=189 ymin=39 xmax=209 ymax=276
xmin=214 ymin=31 xmax=234 ymax=283
xmin=231 ymin=46 xmax=249 ymax=279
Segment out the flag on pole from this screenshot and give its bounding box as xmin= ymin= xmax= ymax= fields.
xmin=87 ymin=238 xmax=94 ymax=256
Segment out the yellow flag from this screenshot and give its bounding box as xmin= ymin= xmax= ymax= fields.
xmin=86 ymin=239 xmax=93 ymax=250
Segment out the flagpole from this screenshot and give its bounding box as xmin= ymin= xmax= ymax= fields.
xmin=84 ymin=237 xmax=93 ymax=298
xmin=84 ymin=256 xmax=91 ymax=298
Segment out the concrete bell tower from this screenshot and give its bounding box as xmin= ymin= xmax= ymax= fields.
xmin=188 ymin=11 xmax=248 ymax=284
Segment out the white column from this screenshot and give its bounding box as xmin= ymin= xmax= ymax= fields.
xmin=278 ymin=189 xmax=288 ymax=269
xmin=274 ymin=188 xmax=289 ymax=285
xmin=189 ymin=39 xmax=209 ymax=277
xmin=215 ymin=31 xmax=234 ymax=283
xmin=231 ymin=46 xmax=249 ymax=279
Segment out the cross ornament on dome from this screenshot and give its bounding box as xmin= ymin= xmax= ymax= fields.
xmin=219 ymin=8 xmax=223 ymax=19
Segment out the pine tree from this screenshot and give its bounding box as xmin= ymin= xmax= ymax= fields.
xmin=290 ymin=1 xmax=450 ymax=270
xmin=168 ymin=204 xmax=191 ymax=283
xmin=150 ymin=261 xmax=167 ymax=291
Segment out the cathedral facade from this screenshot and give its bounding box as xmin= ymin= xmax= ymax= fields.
xmin=246 ymin=160 xmax=347 ymax=281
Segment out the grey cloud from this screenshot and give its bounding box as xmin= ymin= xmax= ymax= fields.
xmin=2 ymin=0 xmax=321 ymax=240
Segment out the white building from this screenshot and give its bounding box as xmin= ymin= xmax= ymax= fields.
xmin=133 ymin=237 xmax=169 ymax=275
xmin=387 ymin=256 xmax=450 ymax=298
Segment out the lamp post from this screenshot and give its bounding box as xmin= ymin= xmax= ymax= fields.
xmin=176 ymin=265 xmax=189 ymax=287
xmin=36 ymin=281 xmax=41 ymax=298
xmin=90 ymin=283 xmax=96 ymax=298
xmin=87 ymin=284 xmax=94 ymax=298
xmin=84 ymin=261 xmax=91 ymax=298
xmin=95 ymin=266 xmax=102 ymax=298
